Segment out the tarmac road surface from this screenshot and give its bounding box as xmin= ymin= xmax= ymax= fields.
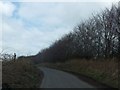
xmin=40 ymin=67 xmax=95 ymax=88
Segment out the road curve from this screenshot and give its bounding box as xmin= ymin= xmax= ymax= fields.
xmin=40 ymin=67 xmax=95 ymax=88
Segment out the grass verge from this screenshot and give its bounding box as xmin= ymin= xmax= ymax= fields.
xmin=0 ymin=61 xmax=2 ymax=88
xmin=38 ymin=59 xmax=119 ymax=89
xmin=2 ymin=59 xmax=43 ymax=88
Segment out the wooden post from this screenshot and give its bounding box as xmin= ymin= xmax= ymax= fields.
xmin=13 ymin=53 xmax=16 ymax=62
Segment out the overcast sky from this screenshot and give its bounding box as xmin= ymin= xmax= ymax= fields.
xmin=0 ymin=0 xmax=119 ymax=56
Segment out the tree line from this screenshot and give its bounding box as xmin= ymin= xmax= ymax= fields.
xmin=34 ymin=3 xmax=120 ymax=63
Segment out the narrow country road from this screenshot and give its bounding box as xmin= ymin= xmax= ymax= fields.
xmin=40 ymin=67 xmax=95 ymax=88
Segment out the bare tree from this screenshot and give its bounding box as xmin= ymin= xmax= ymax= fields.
xmin=34 ymin=2 xmax=119 ymax=63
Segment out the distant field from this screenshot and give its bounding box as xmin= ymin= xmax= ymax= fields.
xmin=39 ymin=59 xmax=119 ymax=88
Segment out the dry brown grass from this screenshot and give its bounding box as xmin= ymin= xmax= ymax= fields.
xmin=0 ymin=61 xmax=2 ymax=88
xmin=2 ymin=59 xmax=43 ymax=88
xmin=65 ymin=59 xmax=118 ymax=88
xmin=39 ymin=59 xmax=119 ymax=88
